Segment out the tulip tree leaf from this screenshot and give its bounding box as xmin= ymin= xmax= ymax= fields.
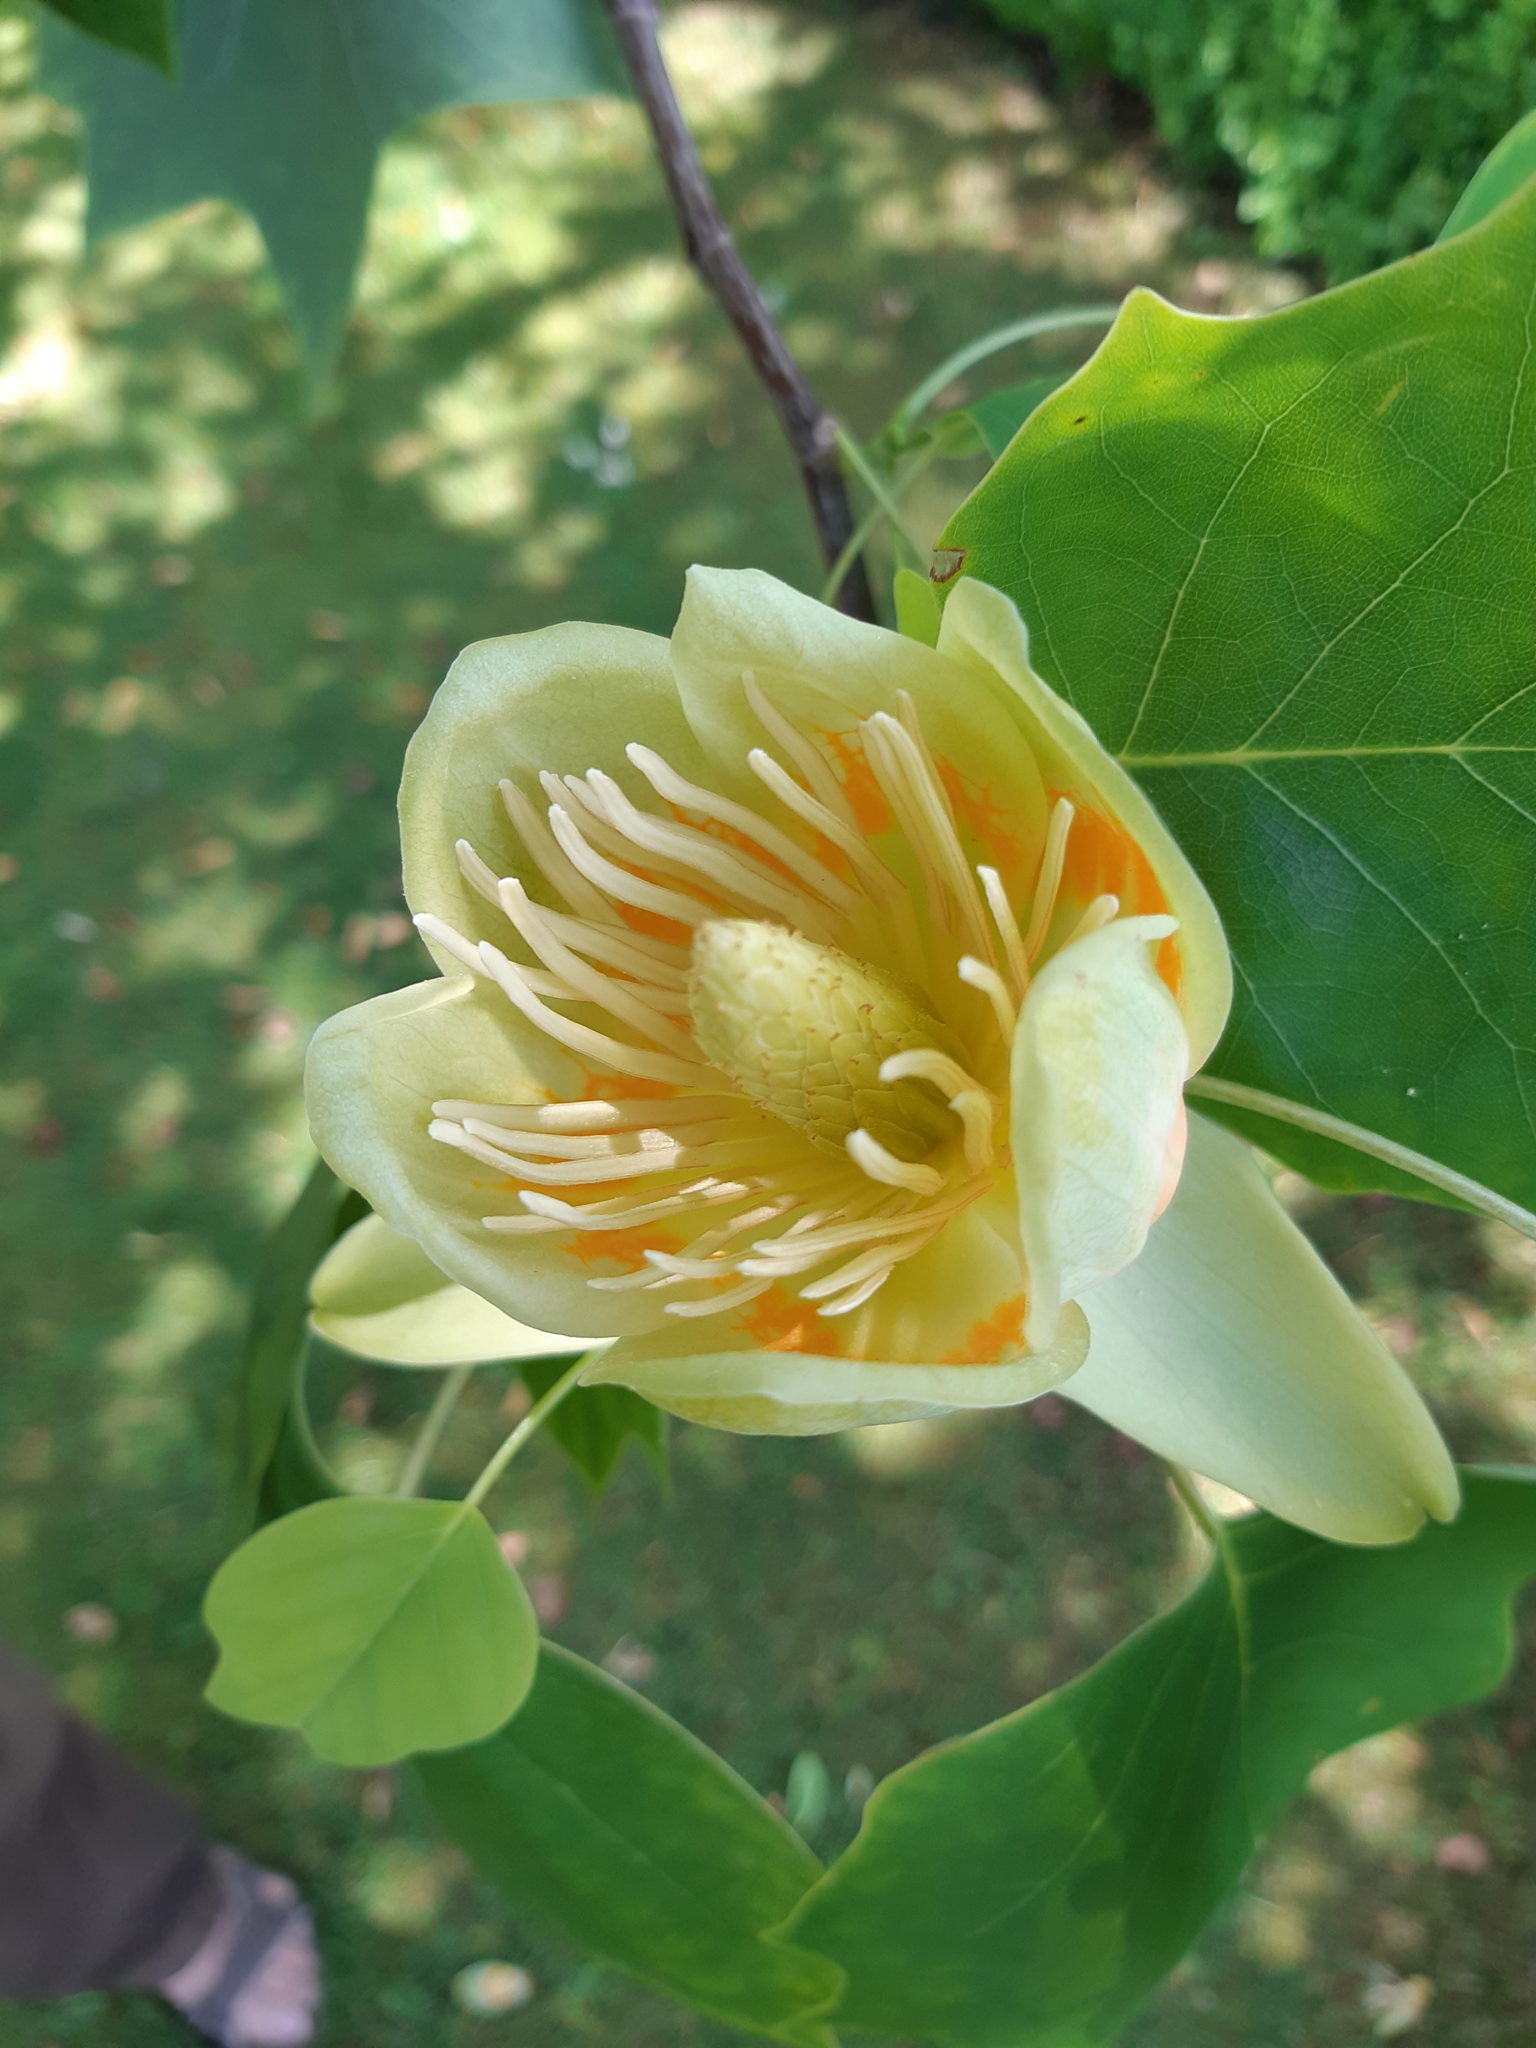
xmin=1440 ymin=109 xmax=1536 ymax=243
xmin=419 ymin=1642 xmax=843 ymax=2047
xmin=205 ymin=1496 xmax=538 ymax=1766
xmin=941 ymin=180 xmax=1536 ymax=1211
xmin=782 ymin=1469 xmax=1536 ymax=2048
xmin=521 ymin=1354 xmax=667 ymax=1491
xmin=36 ymin=0 xmax=623 ymax=384
xmin=37 ymin=0 xmax=171 ymax=71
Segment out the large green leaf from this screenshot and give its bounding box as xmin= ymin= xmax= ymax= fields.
xmin=205 ymin=1495 xmax=538 ymax=1766
xmin=420 ymin=1644 xmax=843 ymax=2047
xmin=782 ymin=1470 xmax=1536 ymax=2048
xmin=37 ymin=0 xmax=171 ymax=71
xmin=941 ymin=182 xmax=1536 ymax=1209
xmin=37 ymin=0 xmax=623 ymax=383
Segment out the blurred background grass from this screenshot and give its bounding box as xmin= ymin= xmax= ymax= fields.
xmin=0 ymin=2 xmax=1533 ymax=2042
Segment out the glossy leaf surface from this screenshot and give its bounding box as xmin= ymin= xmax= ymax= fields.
xmin=206 ymin=1496 xmax=538 ymax=1766
xmin=941 ymin=184 xmax=1536 ymax=1208
xmin=784 ymin=1471 xmax=1536 ymax=2048
xmin=38 ymin=0 xmax=622 ymax=382
xmin=420 ymin=1644 xmax=842 ymax=2047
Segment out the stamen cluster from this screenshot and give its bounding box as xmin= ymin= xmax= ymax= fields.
xmin=421 ymin=675 xmax=1110 ymax=1327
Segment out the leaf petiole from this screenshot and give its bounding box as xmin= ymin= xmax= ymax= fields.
xmin=463 ymin=1353 xmax=593 ymax=1511
xmin=834 ymin=425 xmax=929 ymax=562
xmin=395 ymin=1362 xmax=475 ymax=1500
xmin=1186 ymin=1075 xmax=1536 ymax=1242
xmin=883 ymin=303 xmax=1120 ymax=446
xmin=819 ymin=417 xmax=974 ymax=606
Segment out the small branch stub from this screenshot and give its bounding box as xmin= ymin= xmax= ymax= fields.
xmin=603 ymin=0 xmax=877 ymax=621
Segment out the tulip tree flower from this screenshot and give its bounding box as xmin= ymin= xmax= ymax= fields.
xmin=307 ymin=569 xmax=1457 ymax=1545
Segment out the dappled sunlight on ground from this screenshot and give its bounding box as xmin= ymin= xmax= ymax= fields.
xmin=0 ymin=0 xmax=1531 ymax=2041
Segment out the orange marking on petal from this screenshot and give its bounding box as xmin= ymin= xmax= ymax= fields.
xmin=617 ymin=901 xmax=695 ymax=947
xmin=1047 ymin=790 xmax=1183 ymax=998
xmin=738 ymin=1288 xmax=829 ymax=1355
xmin=580 ymin=1073 xmax=678 ymax=1101
xmin=809 ymin=830 xmax=852 ymax=879
xmin=820 ymin=727 xmax=893 ymax=837
xmin=1052 ymin=796 xmax=1167 ymax=916
xmin=665 ymin=804 xmax=803 ymax=887
xmin=942 ymin=1292 xmax=1027 ymax=1366
xmin=566 ymin=1225 xmax=680 ymax=1269
xmin=937 ymin=759 xmax=1034 ymax=886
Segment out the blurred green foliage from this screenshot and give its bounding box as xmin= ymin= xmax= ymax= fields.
xmin=979 ymin=0 xmax=1536 ymax=277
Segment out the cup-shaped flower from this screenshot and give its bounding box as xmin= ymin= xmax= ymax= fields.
xmin=307 ymin=569 xmax=1456 ymax=1544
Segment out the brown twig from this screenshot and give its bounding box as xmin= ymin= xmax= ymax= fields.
xmin=602 ymin=0 xmax=876 ymax=621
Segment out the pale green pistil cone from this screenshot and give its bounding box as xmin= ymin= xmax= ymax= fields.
xmin=687 ymin=918 xmax=955 ymax=1161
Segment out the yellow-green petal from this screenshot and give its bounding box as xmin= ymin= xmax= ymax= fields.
xmin=1012 ymin=913 xmax=1189 ymax=1348
xmin=586 ymin=1301 xmax=1089 ymax=1436
xmin=937 ymin=578 xmax=1232 ymax=1068
xmin=399 ymin=618 xmax=715 ymax=970
xmin=305 ymin=975 xmax=652 ymax=1342
xmin=1065 ymin=1114 xmax=1459 ymax=1545
xmin=311 ymin=1215 xmax=586 ymax=1368
xmin=669 ymin=565 xmax=1050 ymax=883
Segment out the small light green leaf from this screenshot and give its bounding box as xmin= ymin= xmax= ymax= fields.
xmin=941 ymin=184 xmax=1536 ymax=1211
xmin=37 ymin=0 xmax=172 ymax=71
xmin=37 ymin=0 xmax=623 ymax=383
xmin=966 ymin=372 xmax=1069 ymax=457
xmin=205 ymin=1496 xmax=538 ymax=1766
xmin=520 ymin=1354 xmax=667 ymax=1491
xmin=782 ymin=1470 xmax=1536 ymax=2048
xmin=420 ymin=1644 xmax=843 ymax=2047
xmin=1439 ymin=110 xmax=1536 ymax=242
xmin=311 ymin=1214 xmax=586 ymax=1369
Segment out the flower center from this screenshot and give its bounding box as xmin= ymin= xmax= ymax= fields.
xmin=421 ymin=671 xmax=1119 ymax=1329
xmin=687 ymin=918 xmax=955 ymax=1162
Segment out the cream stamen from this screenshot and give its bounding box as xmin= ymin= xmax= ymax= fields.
xmin=427 ymin=676 xmax=1142 ymax=1331
xmin=1024 ymin=797 xmax=1075 ymax=960
xmin=478 ymin=939 xmax=704 ymax=1085
xmin=499 ymin=778 xmax=619 ymax=926
xmin=977 ymin=864 xmax=1030 ymax=992
xmin=957 ymin=955 xmax=1017 ymax=1040
xmin=846 ymin=1128 xmax=945 ymax=1196
xmin=1062 ymin=893 xmax=1121 ymax=948
xmin=626 ymin=743 xmax=862 ymax=916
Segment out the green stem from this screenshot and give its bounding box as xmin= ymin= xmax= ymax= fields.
xmin=818 ymin=418 xmax=972 ymax=606
xmin=395 ymin=1363 xmax=473 ymax=1500
xmin=463 ymin=1353 xmax=590 ymax=1512
xmin=1166 ymin=1462 xmax=1222 ymax=1545
xmin=834 ymin=424 xmax=929 ymax=561
xmin=886 ymin=304 xmax=1120 ymax=443
xmin=1186 ymin=1075 xmax=1536 ymax=1242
